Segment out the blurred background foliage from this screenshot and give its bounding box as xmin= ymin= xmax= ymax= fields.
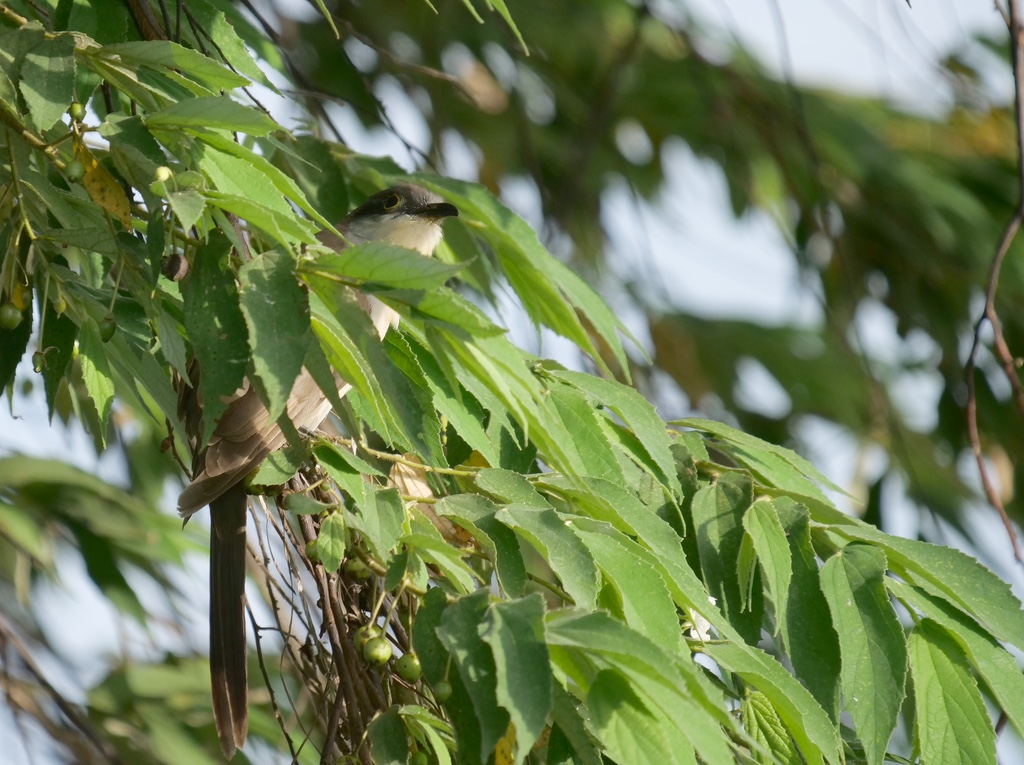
xmin=287 ymin=0 xmax=1023 ymax=541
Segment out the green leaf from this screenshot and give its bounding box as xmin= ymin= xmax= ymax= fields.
xmin=742 ymin=691 xmax=801 ymax=765
xmin=347 ymin=485 xmax=406 ymax=560
xmin=437 ymin=590 xmax=509 ymax=762
xmin=368 ymin=706 xmax=408 ymax=765
xmin=403 ymin=513 xmax=480 ymax=594
xmin=828 ymin=521 xmax=1024 ymax=652
xmin=435 ymin=494 xmax=527 ymax=597
xmin=413 ymin=177 xmax=635 ymax=378
xmin=475 ymin=469 xmax=549 ymax=507
xmin=145 ymin=95 xmax=280 ymax=134
xmin=908 ymin=620 xmax=996 ymax=765
xmin=238 ymin=250 xmax=310 ymax=423
xmin=742 ymin=500 xmax=791 ymax=632
xmin=703 ymin=641 xmax=842 ymax=765
xmin=78 ymin=316 xmax=115 ymax=444
xmin=313 ymin=512 xmax=346 ymax=572
xmin=185 ymin=0 xmax=278 ymax=91
xmin=302 ymin=241 xmax=465 ymax=290
xmin=546 ymin=381 xmax=625 ymax=485
xmin=587 ymin=670 xmax=695 ymax=765
xmin=677 ymin=417 xmax=846 ymax=501
xmin=890 ymin=580 xmax=1024 ymax=743
xmin=38 ymin=283 xmax=77 ymax=420
xmin=819 ymin=544 xmax=906 ymax=765
xmin=497 ymin=505 xmax=599 ymax=609
xmin=690 ymin=474 xmax=763 ymax=643
xmin=180 ymin=233 xmax=248 ymax=443
xmin=549 ymin=370 xmax=679 ymax=496
xmin=575 ymin=522 xmax=679 ymax=650
xmin=100 ymin=41 xmax=250 ymax=91
xmin=20 ymin=33 xmax=76 ymax=131
xmin=198 ymin=142 xmax=295 ymax=216
xmin=248 ymin=444 xmax=304 ymax=487
xmin=772 ymin=497 xmax=841 ymax=721
xmin=166 ymin=189 xmax=206 ymax=234
xmin=203 ymin=190 xmax=318 ymax=245
xmin=480 ymin=595 xmax=552 ymax=761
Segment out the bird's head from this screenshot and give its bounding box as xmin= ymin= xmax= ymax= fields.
xmin=336 ymin=182 xmax=459 ymax=256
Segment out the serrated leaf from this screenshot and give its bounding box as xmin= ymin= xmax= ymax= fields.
xmin=497 ymin=505 xmax=599 ymax=609
xmin=575 ymin=523 xmax=679 ymax=649
xmin=909 ymin=620 xmax=995 ymax=765
xmin=302 ymin=241 xmax=465 ymax=290
xmin=203 ymin=190 xmax=317 ymax=245
xmin=180 ymin=233 xmax=248 ymax=444
xmin=368 ymin=706 xmax=408 ymax=765
xmin=481 ymin=595 xmax=552 ymax=762
xmin=743 ymin=691 xmax=801 ymax=765
xmin=145 ymin=95 xmax=279 ymax=134
xmin=703 ymin=641 xmax=842 ymax=765
xmin=550 ymin=370 xmax=679 ymax=495
xmin=772 ymin=497 xmax=841 ymax=721
xmin=690 ymin=474 xmax=763 ymax=643
xmin=100 ymin=41 xmax=250 ymax=91
xmin=435 ymin=494 xmax=527 ymax=597
xmin=238 ymin=250 xmax=309 ymax=423
xmin=437 ymin=590 xmax=510 ymax=762
xmin=587 ymin=670 xmax=693 ymax=765
xmin=890 ymin=580 xmax=1024 ymax=744
xmin=248 ymin=444 xmax=304 ymax=487
xmin=677 ymin=417 xmax=846 ymax=501
xmin=547 ymin=381 xmax=624 ymax=485
xmin=347 ymin=485 xmax=406 ymax=560
xmin=742 ymin=499 xmax=792 ymax=634
xmin=20 ymin=33 xmax=76 ymax=131
xmin=828 ymin=521 xmax=1024 ymax=652
xmin=412 ymin=177 xmax=635 ymax=379
xmin=78 ymin=316 xmax=114 ymax=444
xmin=313 ymin=512 xmax=346 ymax=572
xmin=820 ymin=544 xmax=905 ymax=765
xmin=75 ymin=143 xmax=132 ymax=228
xmin=166 ymin=189 xmax=205 ymax=231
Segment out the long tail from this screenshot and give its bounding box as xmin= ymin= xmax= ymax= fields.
xmin=209 ymin=483 xmax=248 ymax=759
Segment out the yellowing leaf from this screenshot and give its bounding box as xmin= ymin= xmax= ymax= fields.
xmin=75 ymin=144 xmax=132 ymax=228
xmin=494 ymin=721 xmax=516 ymax=765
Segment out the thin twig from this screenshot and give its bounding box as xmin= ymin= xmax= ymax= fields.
xmin=964 ymin=0 xmax=1024 ymax=562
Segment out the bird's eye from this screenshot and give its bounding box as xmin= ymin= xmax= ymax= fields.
xmin=382 ymin=193 xmax=401 ymax=211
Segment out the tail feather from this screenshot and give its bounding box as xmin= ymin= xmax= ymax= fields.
xmin=209 ymin=483 xmax=248 ymax=759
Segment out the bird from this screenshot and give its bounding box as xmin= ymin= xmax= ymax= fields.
xmin=176 ymin=183 xmax=459 ymax=759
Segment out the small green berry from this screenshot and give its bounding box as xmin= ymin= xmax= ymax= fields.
xmin=53 ymin=296 xmax=67 ymax=315
xmin=305 ymin=539 xmax=320 ymax=562
xmin=363 ymin=636 xmax=392 ymax=665
xmin=344 ymin=558 xmax=372 ymax=580
xmin=99 ymin=315 xmax=116 ymax=342
xmin=65 ymin=159 xmax=85 ymax=183
xmin=68 ymin=101 xmax=86 ymax=122
xmin=0 ymin=303 xmax=22 ymax=329
xmin=154 ymin=166 xmax=173 ymax=183
xmin=432 ymin=680 xmax=452 ymax=702
xmin=354 ymin=625 xmax=381 ymax=653
xmin=410 ymin=751 xmax=429 ymax=765
xmin=32 ymin=351 xmax=45 ymax=373
xmin=395 ymin=653 xmax=422 ymax=683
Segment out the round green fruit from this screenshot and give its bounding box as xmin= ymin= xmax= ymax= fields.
xmin=395 ymin=653 xmax=422 ymax=683
xmin=32 ymin=351 xmax=45 ymax=373
xmin=354 ymin=625 xmax=381 ymax=653
xmin=65 ymin=159 xmax=85 ymax=183
xmin=410 ymin=751 xmax=429 ymax=765
xmin=99 ymin=315 xmax=116 ymax=342
xmin=344 ymin=558 xmax=372 ymax=579
xmin=0 ymin=303 xmax=22 ymax=329
xmin=68 ymin=101 xmax=86 ymax=122
xmin=432 ymin=680 xmax=452 ymax=702
xmin=363 ymin=636 xmax=392 ymax=665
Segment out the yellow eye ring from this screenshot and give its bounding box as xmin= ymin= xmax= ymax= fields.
xmin=382 ymin=194 xmax=401 ymax=211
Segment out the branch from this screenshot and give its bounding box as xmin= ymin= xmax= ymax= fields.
xmin=963 ymin=0 xmax=1024 ymax=562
